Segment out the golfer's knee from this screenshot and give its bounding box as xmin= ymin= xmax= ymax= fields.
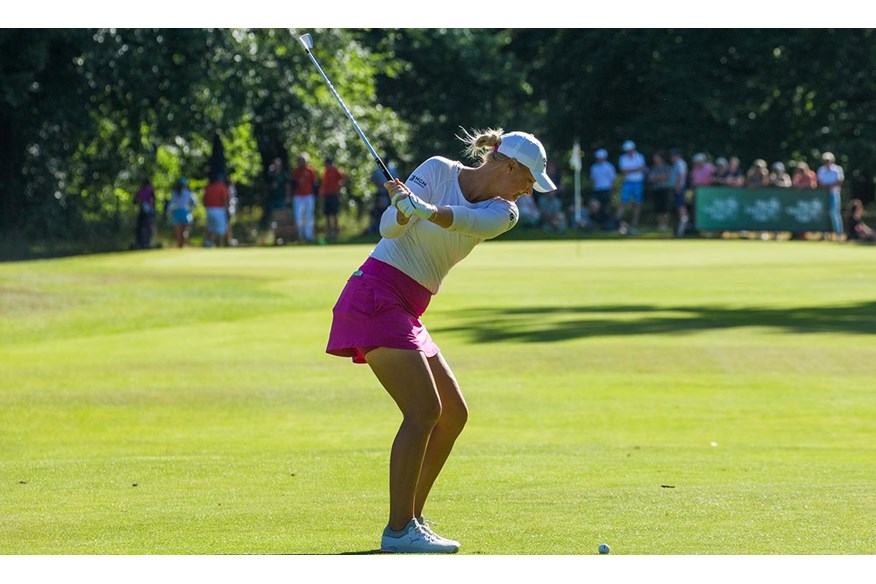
xmin=405 ymin=395 xmax=442 ymax=429
xmin=440 ymin=400 xmax=468 ymax=435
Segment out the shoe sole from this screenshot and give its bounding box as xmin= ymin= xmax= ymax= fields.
xmin=380 ymin=546 xmax=459 ymax=554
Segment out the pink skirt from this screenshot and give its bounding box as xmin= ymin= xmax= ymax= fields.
xmin=326 ymin=257 xmax=439 ymax=364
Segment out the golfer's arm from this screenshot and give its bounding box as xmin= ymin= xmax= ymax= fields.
xmin=442 ymin=204 xmax=518 ymax=239
xmin=380 ymin=206 xmax=412 ymax=238
xmin=385 ymin=199 xmax=517 ymax=239
xmin=381 ymin=200 xmax=453 ymax=234
xmin=426 ymin=206 xmax=454 ymax=229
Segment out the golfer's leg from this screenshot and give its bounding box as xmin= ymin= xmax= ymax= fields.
xmin=366 ymin=347 xmax=442 ymax=531
xmin=415 ymin=352 xmax=469 ymax=517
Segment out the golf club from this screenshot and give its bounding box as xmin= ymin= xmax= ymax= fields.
xmin=298 ymin=33 xmax=394 ymax=181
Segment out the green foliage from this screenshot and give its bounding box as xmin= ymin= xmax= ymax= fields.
xmin=366 ymin=28 xmax=533 ymax=172
xmin=0 ymin=28 xmax=409 ymax=246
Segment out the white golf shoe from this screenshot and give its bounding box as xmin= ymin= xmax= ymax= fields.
xmin=380 ymin=518 xmax=460 ymax=554
xmin=416 ymin=516 xmax=461 ymax=549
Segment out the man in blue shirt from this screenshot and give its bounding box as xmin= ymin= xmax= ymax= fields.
xmin=589 ymin=149 xmax=616 ymax=230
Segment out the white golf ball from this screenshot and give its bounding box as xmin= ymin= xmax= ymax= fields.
xmin=598 ymin=543 xmax=611 ymax=554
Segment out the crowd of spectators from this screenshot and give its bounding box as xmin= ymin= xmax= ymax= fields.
xmin=266 ymin=153 xmax=349 ymax=244
xmin=135 ymin=141 xmax=870 ymax=248
xmin=548 ymin=142 xmax=860 ymax=241
xmin=132 ymin=171 xmax=238 ymax=249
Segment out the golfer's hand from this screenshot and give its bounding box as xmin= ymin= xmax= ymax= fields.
xmin=388 ymin=181 xmax=437 ymax=220
xmin=385 ymin=180 xmax=410 ymax=224
xmin=397 ymin=193 xmax=437 ymax=220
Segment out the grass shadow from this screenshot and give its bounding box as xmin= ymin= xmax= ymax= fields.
xmin=432 ymin=300 xmax=876 ymax=344
xmin=338 ymin=549 xmax=383 ymax=555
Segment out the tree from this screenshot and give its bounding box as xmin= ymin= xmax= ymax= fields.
xmin=366 ymin=29 xmax=535 ymax=173
xmin=510 ymin=29 xmax=876 ymax=201
xmin=0 ymin=28 xmax=410 ymax=245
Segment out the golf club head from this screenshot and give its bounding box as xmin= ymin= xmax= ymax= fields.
xmin=298 ymin=34 xmax=313 ymax=51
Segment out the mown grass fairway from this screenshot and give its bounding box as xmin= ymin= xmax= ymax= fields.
xmin=1 ymin=240 xmax=874 ymax=555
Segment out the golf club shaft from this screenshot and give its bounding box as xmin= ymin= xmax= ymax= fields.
xmin=300 ymin=39 xmax=393 ymax=182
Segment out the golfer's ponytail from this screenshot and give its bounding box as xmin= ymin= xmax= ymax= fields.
xmin=458 ymin=127 xmax=506 ymax=166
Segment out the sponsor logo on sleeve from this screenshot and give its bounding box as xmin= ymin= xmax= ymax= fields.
xmin=409 ymin=174 xmax=427 ymax=188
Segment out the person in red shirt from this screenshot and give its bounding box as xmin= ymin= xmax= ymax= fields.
xmin=790 ymin=162 xmax=820 ymax=240
xmin=792 ymin=162 xmax=818 ymax=190
xmin=203 ymin=175 xmax=230 ymax=247
xmin=319 ymin=157 xmax=347 ymax=242
xmin=292 ymin=153 xmax=318 ymax=243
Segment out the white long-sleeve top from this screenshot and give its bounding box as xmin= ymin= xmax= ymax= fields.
xmin=371 ymin=156 xmax=519 ymax=294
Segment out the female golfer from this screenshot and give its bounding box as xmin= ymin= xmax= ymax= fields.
xmin=326 ymin=128 xmax=556 ymax=553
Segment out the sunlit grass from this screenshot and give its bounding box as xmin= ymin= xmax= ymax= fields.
xmin=1 ymin=240 xmax=874 ymax=554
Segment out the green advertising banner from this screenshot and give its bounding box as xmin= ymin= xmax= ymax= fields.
xmin=695 ymin=187 xmax=832 ymax=231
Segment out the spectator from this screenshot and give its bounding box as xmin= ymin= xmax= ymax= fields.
xmin=788 ymin=163 xmax=818 ymax=240
xmin=516 ymin=193 xmax=541 ymax=227
xmin=367 ymin=160 xmax=398 ymax=235
xmin=724 ymin=156 xmax=745 ymax=187
xmin=713 ymin=157 xmax=730 ymax=185
xmin=744 ymin=159 xmax=770 ymax=240
xmin=745 ymin=159 xmax=770 ymax=188
xmin=770 ymin=162 xmax=792 ymax=188
xmin=817 ymin=152 xmax=845 ymax=239
xmin=691 ymin=153 xmax=716 ymax=189
xmin=589 ymin=148 xmax=616 ymax=230
xmin=615 ymin=140 xmax=646 ymax=235
xmin=538 ymin=190 xmax=567 ymax=232
xmin=688 ymin=153 xmax=716 ymax=235
xmin=133 ymin=177 xmax=156 ymax=249
xmin=203 ymin=174 xmax=230 ymax=247
xmin=291 ymin=153 xmax=318 ymax=243
xmin=846 ymin=199 xmax=876 ymax=242
xmin=792 ymin=162 xmax=818 ymax=190
xmin=226 ymin=180 xmax=238 ymax=247
xmin=166 ymin=177 xmax=198 ymax=248
xmin=759 ymin=162 xmax=792 ymax=240
xmin=668 ymin=148 xmax=689 ymax=237
xmin=319 ymin=157 xmax=347 ymax=243
xmin=647 ymin=151 xmax=673 ymax=232
xmin=267 ymin=157 xmax=289 ymax=212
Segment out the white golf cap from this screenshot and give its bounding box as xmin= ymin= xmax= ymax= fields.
xmin=497 ymin=131 xmax=556 ymax=193
xmin=622 ymin=140 xmax=636 ymax=151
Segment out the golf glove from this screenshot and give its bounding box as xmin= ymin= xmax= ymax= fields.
xmin=395 ymin=192 xmax=437 ymax=221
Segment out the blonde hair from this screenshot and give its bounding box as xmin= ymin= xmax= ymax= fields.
xmin=457 ymin=127 xmax=509 ymax=166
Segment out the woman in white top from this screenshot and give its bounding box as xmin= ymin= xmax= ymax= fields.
xmin=166 ymin=177 xmax=199 ymax=248
xmin=326 ymin=128 xmax=555 ymax=553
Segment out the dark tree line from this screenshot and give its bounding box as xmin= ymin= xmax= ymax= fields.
xmin=2 ymin=28 xmax=874 ymax=247
xmin=0 ymin=28 xmax=407 ymax=243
